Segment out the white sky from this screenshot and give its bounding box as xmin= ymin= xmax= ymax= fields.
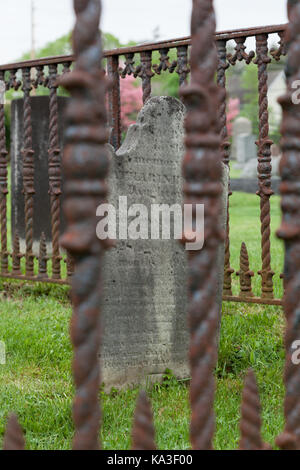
xmin=0 ymin=0 xmax=288 ymax=64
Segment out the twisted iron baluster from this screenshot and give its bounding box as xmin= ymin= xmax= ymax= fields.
xmin=181 ymin=0 xmax=223 ymax=450
xmin=270 ymin=31 xmax=287 ymax=61
xmin=217 ymin=40 xmax=234 ymax=296
xmin=239 ymin=370 xmax=271 ymax=450
xmin=138 ymin=51 xmax=154 ymax=104
xmin=121 ymin=53 xmax=135 ymax=78
xmin=153 ymin=48 xmax=177 ymax=75
xmin=48 ymin=64 xmax=62 ymax=279
xmin=12 ymin=231 xmax=22 ymax=275
xmin=131 ymin=391 xmax=156 ymax=450
xmin=59 ymin=0 xmax=110 ymax=450
xmin=107 ymin=55 xmax=121 ymax=150
xmin=176 ymin=46 xmax=190 ymax=87
xmin=21 ymin=67 xmax=35 ymax=277
xmin=236 ymin=242 xmax=254 ymax=298
xmin=276 ymin=0 xmax=300 ymax=451
xmin=227 ymin=37 xmax=255 ymax=65
xmin=38 ymin=232 xmax=48 ymax=279
xmin=0 ymin=71 xmax=8 ymax=274
xmin=254 ymin=34 xmax=275 ymax=299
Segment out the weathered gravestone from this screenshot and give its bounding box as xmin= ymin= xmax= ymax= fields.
xmin=231 ymin=116 xmax=253 ymax=161
xmin=11 ymin=96 xmax=68 ymax=253
xmin=236 ymin=133 xmax=257 ymax=168
xmin=101 ymin=96 xmax=229 ymax=389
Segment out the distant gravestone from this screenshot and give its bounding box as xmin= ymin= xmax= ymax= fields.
xmin=241 ymin=158 xmax=258 ymax=178
xmin=100 ymin=96 xmax=229 ymax=389
xmin=231 ymin=116 xmax=253 ymax=161
xmin=235 ymin=133 xmax=257 ymax=168
xmin=11 ymin=96 xmax=68 ymax=253
xmin=240 ymin=154 xmax=282 ymax=178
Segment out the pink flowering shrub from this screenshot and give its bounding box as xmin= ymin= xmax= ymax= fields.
xmin=227 ymin=98 xmax=240 ymax=136
xmin=120 ymin=75 xmax=143 ymax=131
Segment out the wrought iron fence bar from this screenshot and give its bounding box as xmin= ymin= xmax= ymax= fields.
xmin=0 ymin=71 xmax=9 ymax=275
xmin=276 ymin=0 xmax=300 ymax=451
xmin=181 ymin=0 xmax=223 ymax=450
xmin=47 ymin=64 xmax=62 ymax=279
xmin=59 ymin=0 xmax=109 ymax=450
xmin=0 ymin=24 xmax=287 ymax=71
xmin=255 ymin=33 xmax=275 ymax=299
xmin=223 ymin=295 xmax=282 ymax=306
xmin=107 ymin=55 xmax=121 ymax=150
xmin=21 ymin=67 xmax=35 ymax=277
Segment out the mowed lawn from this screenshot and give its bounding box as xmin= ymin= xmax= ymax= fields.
xmin=0 ymin=191 xmax=285 ymax=450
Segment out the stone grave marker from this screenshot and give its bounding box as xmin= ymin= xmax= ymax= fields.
xmin=231 ymin=116 xmax=253 ymax=161
xmin=101 ymin=96 xmax=228 ymax=388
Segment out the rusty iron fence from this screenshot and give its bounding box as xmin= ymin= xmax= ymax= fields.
xmin=0 ymin=18 xmax=288 ymax=307
xmin=1 ymin=0 xmax=300 ymax=452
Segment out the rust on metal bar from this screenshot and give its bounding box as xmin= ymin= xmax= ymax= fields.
xmin=270 ymin=31 xmax=287 ymax=61
xmin=0 ymin=24 xmax=287 ymax=72
xmin=227 ymin=37 xmax=255 ymax=65
xmin=21 ymin=67 xmax=35 ymax=277
xmin=59 ymin=0 xmax=110 ymax=450
xmin=255 ymin=34 xmax=275 ymax=299
xmin=107 ymin=55 xmax=121 ymax=150
xmin=180 ymin=0 xmax=223 ymax=450
xmin=38 ymin=232 xmax=48 ymax=279
xmin=7 ymin=69 xmax=21 ymax=90
xmin=276 ymin=0 xmax=300 ymax=451
xmin=3 ymin=414 xmax=25 ymax=450
xmin=11 ymin=231 xmax=22 ymax=275
xmin=48 ymin=63 xmax=62 ymax=279
xmin=153 ymin=48 xmax=177 ymax=75
xmin=131 ymin=391 xmax=156 ymax=450
xmin=176 ymin=46 xmax=190 ymax=87
xmin=239 ymin=369 xmax=271 ymax=450
xmin=121 ymin=53 xmax=135 ymax=78
xmin=236 ymin=242 xmax=254 ymax=298
xmin=0 ymin=273 xmax=66 ymax=285
xmin=33 ymin=65 xmax=46 ymax=88
xmin=223 ymin=295 xmax=282 ymax=306
xmin=65 ymin=251 xmax=75 ymax=280
xmin=136 ymin=51 xmax=154 ymax=104
xmin=0 ymin=71 xmax=9 ymax=274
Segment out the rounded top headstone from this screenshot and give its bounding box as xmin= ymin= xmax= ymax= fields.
xmin=233 ymin=116 xmax=252 ymax=135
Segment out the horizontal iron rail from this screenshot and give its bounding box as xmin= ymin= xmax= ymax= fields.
xmin=0 ymin=273 xmax=68 ymax=285
xmin=0 ymin=23 xmax=287 ymax=71
xmin=0 ymin=273 xmax=283 ymax=306
xmin=223 ymin=295 xmax=283 ymax=306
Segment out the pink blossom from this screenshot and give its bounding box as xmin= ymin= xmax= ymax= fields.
xmin=227 ymin=98 xmax=240 ymax=136
xmin=120 ymin=75 xmax=143 ymax=131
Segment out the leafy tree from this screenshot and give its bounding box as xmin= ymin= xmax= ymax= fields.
xmin=239 ymin=63 xmax=259 ymax=137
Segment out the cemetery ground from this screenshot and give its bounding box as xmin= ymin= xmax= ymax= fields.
xmin=0 ymin=191 xmax=284 ymax=450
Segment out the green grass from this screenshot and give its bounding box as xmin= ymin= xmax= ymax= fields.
xmin=229 ymin=162 xmax=242 ymax=179
xmin=0 ymin=191 xmax=285 ymax=449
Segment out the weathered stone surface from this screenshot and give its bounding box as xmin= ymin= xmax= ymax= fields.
xmin=241 ymin=158 xmax=258 ymax=178
xmin=231 ymin=117 xmax=253 ymax=161
xmin=231 ymin=178 xmax=280 ymax=195
xmin=240 ymin=155 xmax=281 ymax=178
xmin=235 ymin=133 xmax=257 ymax=168
xmin=101 ymin=96 xmax=228 ymax=389
xmin=11 ymin=96 xmax=68 ymax=253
